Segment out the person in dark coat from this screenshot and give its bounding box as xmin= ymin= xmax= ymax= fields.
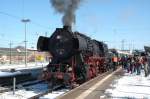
xmin=143 ymin=56 xmax=149 ymax=77
xmin=135 ymin=56 xmax=142 ymax=75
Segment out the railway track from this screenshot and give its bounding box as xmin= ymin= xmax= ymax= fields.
xmin=28 ymin=85 xmax=65 ymax=99
xmin=0 ymin=80 xmax=44 ymax=93
xmin=28 ymin=69 xmax=115 ymax=99
xmin=0 ymin=68 xmax=118 ymax=99
xmin=0 ymin=87 xmax=10 ymax=93
xmin=0 ymin=79 xmax=66 ymax=99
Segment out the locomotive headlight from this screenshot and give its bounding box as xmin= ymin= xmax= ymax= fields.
xmin=56 ymin=35 xmax=61 ymax=39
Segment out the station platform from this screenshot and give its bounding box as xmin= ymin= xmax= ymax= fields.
xmin=58 ymin=67 xmax=150 ymax=99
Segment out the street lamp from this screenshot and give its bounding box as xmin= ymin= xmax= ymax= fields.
xmin=21 ymin=19 xmax=30 ymax=67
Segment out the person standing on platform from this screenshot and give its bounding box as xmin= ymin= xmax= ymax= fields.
xmin=127 ymin=56 xmax=132 ymax=73
xmin=112 ymin=55 xmax=118 ymax=71
xmin=121 ymin=56 xmax=126 ymax=69
xmin=124 ymin=56 xmax=128 ymax=70
xmin=135 ymin=56 xmax=142 ymax=75
xmin=131 ymin=56 xmax=136 ymax=74
xmin=143 ymin=55 xmax=149 ymax=77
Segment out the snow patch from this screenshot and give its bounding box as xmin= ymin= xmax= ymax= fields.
xmin=105 ymin=70 xmax=150 ymax=99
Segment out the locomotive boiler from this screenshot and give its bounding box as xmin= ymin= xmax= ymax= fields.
xmin=37 ymin=26 xmax=110 ymax=88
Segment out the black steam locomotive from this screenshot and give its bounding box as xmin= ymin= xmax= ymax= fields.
xmin=37 ymin=26 xmax=112 ymax=88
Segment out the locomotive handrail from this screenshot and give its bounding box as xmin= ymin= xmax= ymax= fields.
xmin=48 ymin=64 xmax=71 ymax=66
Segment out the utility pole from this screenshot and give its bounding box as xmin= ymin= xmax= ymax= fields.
xmin=132 ymin=42 xmax=135 ymax=51
xmin=45 ymin=32 xmax=48 ymax=37
xmin=9 ymin=42 xmax=13 ymax=64
xmin=128 ymin=43 xmax=131 ymax=54
xmin=21 ymin=19 xmax=30 ymax=67
xmin=113 ymin=29 xmax=117 ymax=48
xmin=121 ymin=39 xmax=125 ymax=51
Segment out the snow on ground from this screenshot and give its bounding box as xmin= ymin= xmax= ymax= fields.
xmin=0 ymin=71 xmax=22 ymax=77
xmin=40 ymin=89 xmax=69 ymax=99
xmin=0 ymin=90 xmax=69 ymax=99
xmin=105 ymin=70 xmax=150 ymax=99
xmin=0 ymin=81 xmax=69 ymax=99
xmin=0 ymin=90 xmax=37 ymax=99
xmin=0 ymin=82 xmax=49 ymax=99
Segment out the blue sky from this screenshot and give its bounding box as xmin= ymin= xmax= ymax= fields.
xmin=0 ymin=0 xmax=150 ymax=50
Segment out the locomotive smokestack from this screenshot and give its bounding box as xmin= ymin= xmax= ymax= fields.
xmin=63 ymin=25 xmax=72 ymax=31
xmin=50 ymin=0 xmax=82 ymax=27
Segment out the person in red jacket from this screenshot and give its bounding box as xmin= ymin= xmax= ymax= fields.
xmin=112 ymin=55 xmax=118 ymax=71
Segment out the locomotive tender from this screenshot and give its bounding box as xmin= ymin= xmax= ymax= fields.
xmin=37 ymin=26 xmax=111 ymax=88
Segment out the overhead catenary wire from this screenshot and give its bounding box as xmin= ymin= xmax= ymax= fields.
xmin=0 ymin=10 xmax=50 ymax=48
xmin=0 ymin=11 xmax=50 ymax=30
xmin=0 ymin=11 xmax=21 ymax=20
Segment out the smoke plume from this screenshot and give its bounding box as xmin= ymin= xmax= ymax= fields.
xmin=50 ymin=0 xmax=82 ymax=26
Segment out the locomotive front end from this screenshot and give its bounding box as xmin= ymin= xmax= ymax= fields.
xmin=49 ymin=26 xmax=78 ymax=61
xmin=37 ymin=26 xmax=78 ymax=61
xmin=37 ymin=26 xmax=79 ymax=88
